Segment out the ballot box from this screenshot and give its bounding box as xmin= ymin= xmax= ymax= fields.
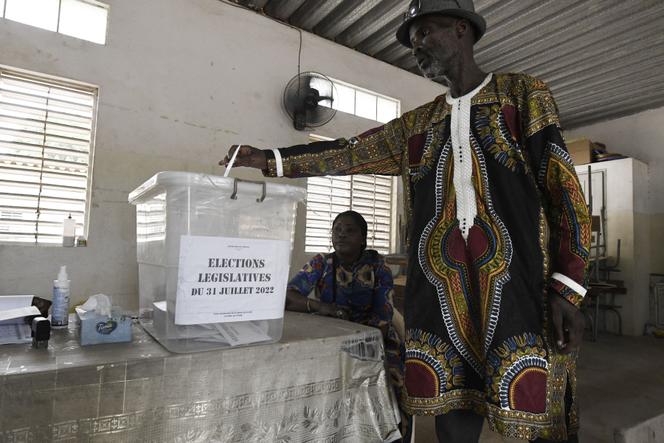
xmin=129 ymin=172 xmax=305 ymax=352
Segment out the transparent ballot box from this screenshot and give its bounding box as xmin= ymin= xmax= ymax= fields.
xmin=129 ymin=172 xmax=305 ymax=352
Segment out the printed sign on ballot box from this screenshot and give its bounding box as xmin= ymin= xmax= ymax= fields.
xmin=175 ymin=235 xmax=291 ymax=325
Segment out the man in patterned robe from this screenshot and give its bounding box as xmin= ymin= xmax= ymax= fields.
xmin=222 ymin=1 xmax=590 ymax=441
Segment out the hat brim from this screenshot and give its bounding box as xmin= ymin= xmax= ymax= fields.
xmin=396 ymin=10 xmax=486 ymax=48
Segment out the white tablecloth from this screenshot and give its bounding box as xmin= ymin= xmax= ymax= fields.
xmin=0 ymin=312 xmax=400 ymax=442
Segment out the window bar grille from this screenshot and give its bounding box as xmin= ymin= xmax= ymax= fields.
xmin=0 ymin=68 xmax=95 ymax=244
xmin=34 ymin=89 xmax=52 ymax=243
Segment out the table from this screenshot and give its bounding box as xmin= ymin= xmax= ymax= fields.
xmin=0 ymin=312 xmax=400 ymax=442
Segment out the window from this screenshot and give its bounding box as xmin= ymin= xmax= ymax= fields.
xmin=317 ymin=77 xmax=401 ymax=124
xmin=0 ymin=67 xmax=97 ymax=245
xmin=1 ymin=0 xmax=109 ymax=45
xmin=305 ymin=175 xmax=394 ymax=254
xmin=304 ymin=80 xmax=402 ymax=254
xmin=304 ymin=136 xmax=395 ymax=255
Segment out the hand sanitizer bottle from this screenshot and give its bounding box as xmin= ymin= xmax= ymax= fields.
xmin=52 ymin=266 xmax=70 ymax=328
xmin=63 ymin=214 xmax=75 ymax=247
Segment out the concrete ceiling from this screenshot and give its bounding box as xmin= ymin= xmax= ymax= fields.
xmin=232 ymin=0 xmax=664 ymax=128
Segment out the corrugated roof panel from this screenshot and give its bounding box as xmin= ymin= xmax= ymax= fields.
xmin=232 ymin=0 xmax=664 ymax=127
xmin=264 ymin=0 xmax=306 ymax=21
xmin=314 ymin=0 xmax=384 ymax=40
xmin=335 ymin=0 xmax=404 ymax=48
xmin=355 ymin=16 xmax=403 ymax=56
xmin=375 ymin=41 xmax=411 ymax=65
xmin=242 ymin=0 xmax=270 ymax=10
xmin=289 ymin=0 xmax=344 ymax=31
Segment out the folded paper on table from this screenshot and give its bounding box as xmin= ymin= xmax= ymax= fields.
xmin=0 ymin=295 xmax=34 ymax=310
xmin=215 ymin=321 xmax=272 ymax=347
xmin=0 ymin=295 xmax=36 ymax=325
xmin=0 ymin=297 xmax=41 ymax=345
xmin=0 ymin=306 xmax=41 ymax=324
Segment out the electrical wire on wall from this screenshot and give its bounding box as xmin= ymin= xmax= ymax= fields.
xmin=223 ymin=0 xmax=306 ymax=79
xmin=220 ymin=0 xmax=306 ymax=114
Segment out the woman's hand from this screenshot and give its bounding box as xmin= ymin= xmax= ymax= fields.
xmin=219 ymin=145 xmax=268 ymax=170
xmin=319 ymin=303 xmax=351 ymax=320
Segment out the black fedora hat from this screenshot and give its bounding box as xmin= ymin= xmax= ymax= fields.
xmin=396 ymin=0 xmax=486 ymax=47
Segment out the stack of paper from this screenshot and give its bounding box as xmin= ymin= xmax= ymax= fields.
xmin=0 ymin=295 xmax=41 ymax=345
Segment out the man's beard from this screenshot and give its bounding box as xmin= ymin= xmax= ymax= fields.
xmin=420 ymin=58 xmax=449 ymax=84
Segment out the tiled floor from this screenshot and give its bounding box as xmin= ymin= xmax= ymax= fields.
xmin=413 ymin=334 xmax=664 ymax=442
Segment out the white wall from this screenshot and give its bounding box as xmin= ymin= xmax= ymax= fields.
xmin=0 ymin=0 xmax=442 ymax=308
xmin=566 ymin=106 xmax=664 ymax=275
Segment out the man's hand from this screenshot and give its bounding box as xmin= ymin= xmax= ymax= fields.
xmin=549 ymin=293 xmax=586 ymax=354
xmin=219 ymin=145 xmax=267 ymax=170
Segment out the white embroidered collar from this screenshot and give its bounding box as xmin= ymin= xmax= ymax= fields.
xmin=445 ymin=73 xmax=493 ymax=104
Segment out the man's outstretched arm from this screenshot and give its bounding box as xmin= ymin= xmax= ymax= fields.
xmin=220 ymin=118 xmax=410 ymax=178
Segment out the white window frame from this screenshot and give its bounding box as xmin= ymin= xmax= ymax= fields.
xmin=0 ymin=65 xmax=98 ymax=246
xmin=0 ymin=0 xmax=109 ymax=45
xmin=319 ymin=77 xmax=401 ymax=124
xmin=304 ymin=134 xmax=397 ymax=255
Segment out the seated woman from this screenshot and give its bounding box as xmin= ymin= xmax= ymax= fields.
xmin=286 ymin=211 xmax=407 ymax=434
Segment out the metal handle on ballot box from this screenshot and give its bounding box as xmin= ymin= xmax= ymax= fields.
xmin=230 ymin=178 xmax=267 ymax=203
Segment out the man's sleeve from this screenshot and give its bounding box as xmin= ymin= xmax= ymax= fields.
xmin=262 ymin=117 xmax=408 ymax=178
xmin=523 ymin=79 xmax=592 ymax=308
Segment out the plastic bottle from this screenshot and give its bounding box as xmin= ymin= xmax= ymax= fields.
xmin=51 ymin=266 xmax=71 ymax=328
xmin=63 ymin=214 xmax=75 ymax=247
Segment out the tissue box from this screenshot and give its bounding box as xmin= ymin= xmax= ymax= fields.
xmin=75 ymin=307 xmax=133 ymax=346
